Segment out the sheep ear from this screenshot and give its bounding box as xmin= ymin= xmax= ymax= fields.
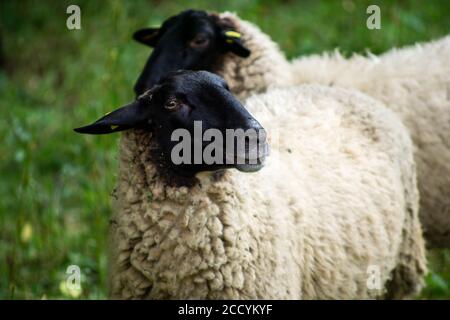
xmin=74 ymin=101 xmax=151 ymax=135
xmin=223 ymin=31 xmax=251 ymax=58
xmin=133 ymin=28 xmax=160 ymax=47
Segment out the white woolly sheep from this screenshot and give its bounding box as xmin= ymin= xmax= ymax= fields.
xmin=75 ymin=71 xmax=427 ymax=299
xmin=132 ymin=11 xmax=450 ymax=247
xmin=222 ymin=14 xmax=450 ymax=247
xmin=291 ymin=36 xmax=450 ymax=247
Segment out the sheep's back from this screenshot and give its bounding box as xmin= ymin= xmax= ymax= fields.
xmin=291 ymin=37 xmax=450 ymax=247
xmin=241 ymin=84 xmax=426 ymax=298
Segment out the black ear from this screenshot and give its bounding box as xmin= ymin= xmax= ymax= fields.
xmin=74 ymin=101 xmax=151 ymax=135
xmin=133 ymin=28 xmax=160 ymax=47
xmin=223 ymin=31 xmax=251 ymax=58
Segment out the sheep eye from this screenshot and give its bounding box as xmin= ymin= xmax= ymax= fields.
xmin=164 ymin=99 xmax=180 ymax=111
xmin=190 ymin=34 xmax=209 ymax=48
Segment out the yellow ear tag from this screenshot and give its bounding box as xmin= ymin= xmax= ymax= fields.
xmin=225 ymin=31 xmax=241 ymax=39
xmin=110 ymin=125 xmax=119 ymax=130
xmin=225 ymin=30 xmax=241 ymax=38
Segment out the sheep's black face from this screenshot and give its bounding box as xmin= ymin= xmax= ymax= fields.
xmin=133 ymin=9 xmax=250 ymax=96
xmin=74 ymin=71 xmax=268 ymax=176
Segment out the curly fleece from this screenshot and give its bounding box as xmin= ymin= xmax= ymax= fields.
xmin=108 ymin=85 xmax=426 ymax=299
xmin=291 ymin=36 xmax=450 ymax=247
xmin=213 ymin=12 xmax=294 ymax=101
xmin=213 ymin=12 xmax=450 ymax=248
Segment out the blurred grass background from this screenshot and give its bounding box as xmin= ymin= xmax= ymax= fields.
xmin=1 ymin=0 xmax=449 ymax=299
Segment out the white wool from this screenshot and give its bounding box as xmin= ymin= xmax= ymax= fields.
xmin=215 ymin=12 xmax=450 ymax=247
xmin=215 ymin=12 xmax=294 ymax=101
xmin=291 ymin=36 xmax=450 ymax=247
xmin=109 ymin=85 xmax=426 ymax=299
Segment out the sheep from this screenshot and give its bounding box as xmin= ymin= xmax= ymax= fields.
xmin=132 ymin=9 xmax=293 ymax=100
xmin=75 ymin=70 xmax=426 ymax=299
xmin=290 ymin=36 xmax=450 ymax=247
xmin=133 ymin=10 xmax=450 ymax=248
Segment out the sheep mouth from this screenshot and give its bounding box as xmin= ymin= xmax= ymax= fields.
xmin=231 ymin=142 xmax=269 ymax=173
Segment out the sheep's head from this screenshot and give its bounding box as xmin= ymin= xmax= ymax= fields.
xmin=132 ymin=9 xmax=250 ymax=96
xmin=75 ymin=70 xmax=268 ymax=176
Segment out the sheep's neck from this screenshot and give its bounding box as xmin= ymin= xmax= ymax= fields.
xmin=115 ymin=129 xmax=246 ymax=298
xmin=117 ymin=129 xmax=233 ymax=213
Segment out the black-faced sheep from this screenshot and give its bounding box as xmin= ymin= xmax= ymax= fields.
xmin=132 ymin=9 xmax=292 ymax=100
xmin=75 ymin=70 xmax=426 ymax=299
xmin=132 ymin=10 xmax=450 ymax=248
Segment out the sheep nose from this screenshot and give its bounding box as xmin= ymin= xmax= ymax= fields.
xmin=245 ymin=117 xmax=262 ymax=130
xmin=247 ymin=117 xmax=265 ymax=132
xmin=243 ymin=118 xmax=267 ymax=145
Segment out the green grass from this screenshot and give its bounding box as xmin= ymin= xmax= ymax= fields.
xmin=1 ymin=0 xmax=449 ymax=299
